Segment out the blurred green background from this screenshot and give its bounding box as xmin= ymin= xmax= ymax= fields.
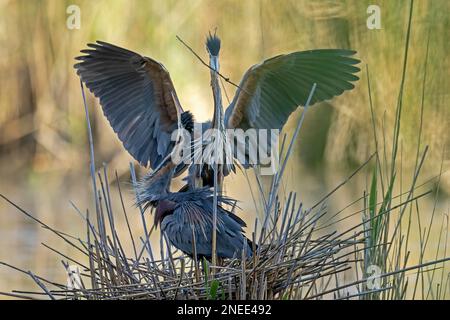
xmin=0 ymin=0 xmax=448 ymax=295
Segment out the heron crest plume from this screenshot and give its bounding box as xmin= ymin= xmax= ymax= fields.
xmin=206 ymin=31 xmax=221 ymax=56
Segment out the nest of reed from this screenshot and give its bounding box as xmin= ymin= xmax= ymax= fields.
xmin=0 ymin=93 xmax=373 ymax=299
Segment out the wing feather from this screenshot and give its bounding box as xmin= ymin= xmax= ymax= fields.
xmin=225 ymin=49 xmax=360 ymax=130
xmin=75 ymin=41 xmax=182 ymax=168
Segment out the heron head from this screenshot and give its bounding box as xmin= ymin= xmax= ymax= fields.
xmin=154 ymin=199 xmax=175 ymax=228
xmin=206 ymin=31 xmax=221 ymax=72
xmin=136 ymin=162 xmax=175 ymax=212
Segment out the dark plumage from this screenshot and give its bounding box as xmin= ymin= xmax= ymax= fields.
xmin=74 ymin=41 xmax=184 ymax=170
xmin=136 ymin=162 xmax=252 ymax=260
xmin=158 ymin=188 xmax=251 ymax=260
xmin=180 ymin=110 xmax=194 ymax=133
xmin=206 ymin=32 xmax=221 ymax=56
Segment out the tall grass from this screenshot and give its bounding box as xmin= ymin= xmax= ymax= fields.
xmin=0 ymin=0 xmax=449 ymax=300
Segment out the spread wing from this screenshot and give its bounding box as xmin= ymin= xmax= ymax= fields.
xmin=75 ymin=41 xmax=183 ymax=168
xmin=224 ymin=49 xmax=360 ymax=130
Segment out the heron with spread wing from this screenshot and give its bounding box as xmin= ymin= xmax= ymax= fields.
xmin=74 ymin=32 xmax=360 ymax=190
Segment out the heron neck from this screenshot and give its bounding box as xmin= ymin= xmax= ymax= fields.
xmin=210 ymin=71 xmax=224 ymax=130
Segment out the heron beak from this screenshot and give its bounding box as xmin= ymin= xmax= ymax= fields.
xmin=209 ymin=55 xmax=219 ymax=73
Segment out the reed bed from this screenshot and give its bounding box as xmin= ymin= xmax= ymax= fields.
xmin=0 ymin=0 xmax=449 ymax=300
xmin=0 ymin=120 xmax=447 ymax=299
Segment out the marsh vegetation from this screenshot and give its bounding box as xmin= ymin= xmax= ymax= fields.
xmin=0 ymin=0 xmax=448 ymax=299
